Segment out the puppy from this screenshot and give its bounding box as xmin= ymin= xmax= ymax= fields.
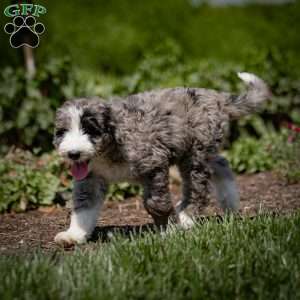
xmin=53 ymin=72 xmax=270 ymax=245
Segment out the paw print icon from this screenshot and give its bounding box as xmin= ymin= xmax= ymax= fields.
xmin=4 ymin=16 xmax=45 ymax=48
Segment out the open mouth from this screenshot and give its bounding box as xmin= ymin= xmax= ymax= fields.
xmin=70 ymin=160 xmax=90 ymax=181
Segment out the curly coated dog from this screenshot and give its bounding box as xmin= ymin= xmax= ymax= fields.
xmin=53 ymin=72 xmax=270 ymax=245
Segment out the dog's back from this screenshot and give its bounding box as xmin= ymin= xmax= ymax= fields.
xmin=123 ymin=72 xmax=270 ymax=121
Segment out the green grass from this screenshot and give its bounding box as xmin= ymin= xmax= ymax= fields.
xmin=1 ymin=213 xmax=300 ymax=300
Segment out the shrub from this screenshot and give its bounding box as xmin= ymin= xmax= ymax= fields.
xmin=224 ymin=134 xmax=277 ymax=174
xmin=271 ymin=129 xmax=300 ymax=183
xmin=0 ymin=149 xmax=70 ymax=213
xmin=225 ymin=127 xmax=300 ymax=182
xmin=0 ymin=58 xmax=73 ymax=153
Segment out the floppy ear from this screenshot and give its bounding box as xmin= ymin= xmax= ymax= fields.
xmin=95 ymin=104 xmax=111 ymax=130
xmin=53 ymin=105 xmax=70 ymax=147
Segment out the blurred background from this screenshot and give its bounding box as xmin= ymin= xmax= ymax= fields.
xmin=0 ymin=0 xmax=299 ymax=212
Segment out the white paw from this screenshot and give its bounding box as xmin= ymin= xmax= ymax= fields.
xmin=178 ymin=211 xmax=195 ymax=229
xmin=54 ymin=230 xmax=88 ymax=246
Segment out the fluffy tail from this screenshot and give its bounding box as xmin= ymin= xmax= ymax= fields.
xmin=209 ymin=156 xmax=240 ymax=212
xmin=226 ymin=72 xmax=271 ymax=119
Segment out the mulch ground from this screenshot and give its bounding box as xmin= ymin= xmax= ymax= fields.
xmin=1 ymin=172 xmax=300 ymax=254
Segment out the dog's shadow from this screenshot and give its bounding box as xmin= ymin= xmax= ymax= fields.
xmin=89 ymin=215 xmax=231 ymax=243
xmin=90 ymin=223 xmax=156 ymax=243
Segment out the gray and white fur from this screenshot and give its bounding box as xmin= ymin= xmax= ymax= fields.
xmin=53 ymin=72 xmax=270 ymax=245
xmin=209 ymin=156 xmax=239 ymax=212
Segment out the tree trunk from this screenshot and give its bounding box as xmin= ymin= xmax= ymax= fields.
xmin=23 ymin=45 xmax=36 ymax=78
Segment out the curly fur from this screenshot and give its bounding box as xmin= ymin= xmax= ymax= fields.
xmin=53 ymin=72 xmax=269 ymax=245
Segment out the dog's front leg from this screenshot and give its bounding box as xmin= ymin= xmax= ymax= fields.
xmin=143 ymin=168 xmax=174 ymax=229
xmin=54 ymin=174 xmax=106 ymax=246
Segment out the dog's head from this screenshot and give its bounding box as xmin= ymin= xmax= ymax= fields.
xmin=54 ymin=98 xmax=113 ymax=180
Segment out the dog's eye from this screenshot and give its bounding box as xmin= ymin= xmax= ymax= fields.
xmin=55 ymin=128 xmax=66 ymax=138
xmin=82 ymin=117 xmax=102 ymax=136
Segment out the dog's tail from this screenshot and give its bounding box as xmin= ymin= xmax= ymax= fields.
xmin=209 ymin=156 xmax=240 ymax=212
xmin=225 ymin=72 xmax=271 ymax=119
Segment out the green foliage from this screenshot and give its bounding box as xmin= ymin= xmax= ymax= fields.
xmin=0 ymin=150 xmax=70 ymax=213
xmin=224 ymin=134 xmax=277 ymax=173
xmin=112 ymin=39 xmax=244 ymax=95
xmin=271 ymin=130 xmax=300 ymax=183
xmin=225 ymin=127 xmax=300 ymax=181
xmin=2 ymin=0 xmax=298 ymax=73
xmin=224 ymin=116 xmax=275 ymax=173
xmin=0 ymin=58 xmax=75 ymax=153
xmin=107 ymin=182 xmax=142 ymax=201
xmin=1 ymin=214 xmax=300 ymax=299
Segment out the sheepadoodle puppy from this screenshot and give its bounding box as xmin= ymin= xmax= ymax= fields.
xmin=53 ymin=72 xmax=270 ymax=245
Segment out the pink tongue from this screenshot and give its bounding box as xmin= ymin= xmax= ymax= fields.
xmin=71 ymin=162 xmax=89 ymax=181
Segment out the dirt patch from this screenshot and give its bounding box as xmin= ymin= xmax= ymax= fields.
xmin=0 ymin=172 xmax=300 ymax=254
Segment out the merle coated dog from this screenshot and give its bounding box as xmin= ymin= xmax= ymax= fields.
xmin=53 ymin=72 xmax=270 ymax=245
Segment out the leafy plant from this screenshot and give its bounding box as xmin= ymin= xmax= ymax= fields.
xmin=107 ymin=182 xmax=142 ymax=201
xmin=271 ymin=130 xmax=300 ymax=183
xmin=0 ymin=149 xmax=70 ymax=213
xmin=0 ymin=57 xmax=82 ymax=154
xmin=225 ymin=128 xmax=300 ymax=182
xmin=224 ymin=134 xmax=277 ymax=174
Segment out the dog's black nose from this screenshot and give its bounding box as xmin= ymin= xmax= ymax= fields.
xmin=68 ymin=151 xmax=81 ymax=160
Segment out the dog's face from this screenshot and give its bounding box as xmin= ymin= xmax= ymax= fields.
xmin=54 ymin=99 xmax=112 ymax=180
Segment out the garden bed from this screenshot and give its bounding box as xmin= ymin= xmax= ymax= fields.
xmin=1 ymin=171 xmax=299 ymax=254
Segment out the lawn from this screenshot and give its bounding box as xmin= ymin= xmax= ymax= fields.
xmin=1 ymin=213 xmax=300 ymax=300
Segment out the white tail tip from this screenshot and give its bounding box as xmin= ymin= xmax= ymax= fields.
xmin=237 ymin=72 xmax=261 ymax=85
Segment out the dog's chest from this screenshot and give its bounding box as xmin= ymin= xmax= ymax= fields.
xmin=90 ymin=157 xmax=135 ymax=183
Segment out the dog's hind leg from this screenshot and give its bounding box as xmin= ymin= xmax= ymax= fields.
xmin=143 ymin=167 xmax=175 ymax=229
xmin=176 ymin=153 xmax=211 ymax=229
xmin=54 ymin=173 xmax=107 ymax=246
xmin=209 ymin=155 xmax=240 ymax=212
